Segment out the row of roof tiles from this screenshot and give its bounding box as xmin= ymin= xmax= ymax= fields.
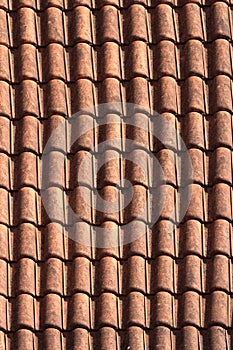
xmin=0 ymin=183 xmax=232 ymax=224
xmin=0 ymin=4 xmax=233 ymax=46
xmin=0 ymin=291 xmax=233 ymax=330
xmin=1 ymin=113 xmax=232 ymax=153
xmin=1 ymin=76 xmax=233 ymax=116
xmin=0 ymin=147 xmax=233 ymax=189
xmin=0 ymin=219 xmax=232 ymax=261
xmin=0 ymin=325 xmax=231 ymax=350
xmin=3 ymin=0 xmax=233 ymax=9
xmin=2 ymin=254 xmax=233 ymax=296
xmin=1 ymin=39 xmax=233 ymax=83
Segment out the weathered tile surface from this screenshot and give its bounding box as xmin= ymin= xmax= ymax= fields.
xmin=0 ymin=0 xmax=233 ymax=348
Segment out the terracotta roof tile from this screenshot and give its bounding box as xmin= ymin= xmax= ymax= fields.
xmin=15 ymin=152 xmax=38 ymax=189
xmin=95 ymin=292 xmax=119 ymax=328
xmin=179 ymin=291 xmax=201 ymax=327
xmin=150 ymin=255 xmax=174 ymax=293
xmin=207 ymin=2 xmax=232 ymax=41
xmin=99 ymin=78 xmax=122 ymax=106
xmin=207 ymin=291 xmax=229 ymax=327
xmin=13 ymin=0 xmax=37 ymax=10
xmin=125 ymin=292 xmax=146 ymax=327
xmin=70 ymin=43 xmax=93 ymax=81
xmin=14 ymin=293 xmax=35 ymax=330
xmin=15 ymin=329 xmax=36 ymax=350
xmin=123 ymin=326 xmax=145 ymax=350
xmin=66 ymin=328 xmax=90 ymax=350
xmin=152 ymin=4 xmax=176 ymax=42
xmin=0 ymin=45 xmax=10 ymax=82
xmin=16 ymin=80 xmax=40 ymax=118
xmin=209 ymin=75 xmax=232 ymax=114
xmin=94 ymin=222 xmax=120 ymax=259
xmin=151 ymin=291 xmax=174 ymax=327
xmin=67 ymin=257 xmax=91 ymax=295
xmin=0 ymin=188 xmax=10 ymax=225
xmin=42 ymin=43 xmax=66 ymax=82
xmin=208 ymin=183 xmax=232 ymax=221
xmin=15 ymin=43 xmax=39 ymax=82
xmin=40 ymin=0 xmax=64 ymax=9
xmin=208 ymin=326 xmax=229 ymax=350
xmin=0 ymin=224 xmax=9 ymax=261
xmin=1 ymin=0 xmax=233 ymax=347
xmin=94 ymin=330 xmax=115 ymax=350
xmin=189 ymin=148 xmax=205 ymax=185
xmin=149 ymin=326 xmax=172 ymax=349
xmin=183 ymin=76 xmax=206 ymax=113
xmin=209 ymin=147 xmax=232 ymax=185
xmin=68 ymin=292 xmax=90 ymax=329
xmin=45 ymin=79 xmax=68 ymax=116
xmin=0 ymin=81 xmax=11 ymax=117
xmin=124 ymin=5 xmax=149 ymax=43
xmin=97 ymin=6 xmax=121 ymax=44
xmin=94 ymin=256 xmax=118 ymax=294
xmin=182 ymin=112 xmax=205 ymax=150
xmin=14 ymin=187 xmax=38 ymax=225
xmin=12 ymin=258 xmax=36 ymax=296
xmin=179 ymin=4 xmax=204 ymax=41
xmin=71 ymin=79 xmax=95 ymax=112
xmin=0 ymin=153 xmax=10 ymax=190
xmin=41 ymin=258 xmax=64 ymax=295
xmin=153 ymin=40 xmax=177 ymax=80
xmin=13 ymin=223 xmax=38 ymax=261
xmin=122 ymin=255 xmax=146 ymax=294
xmin=13 ymin=7 xmax=38 ymax=46
xmin=41 ymin=328 xmax=62 ymax=350
xmin=0 ymin=259 xmax=7 ymax=297
xmin=156 ymin=186 xmax=175 ymax=221
xmin=68 ymin=6 xmax=93 ymax=45
xmin=67 ymin=221 xmax=92 ymax=259
xmin=177 ymin=326 xmax=200 ymax=350
xmin=151 ymin=220 xmax=176 ymax=258
xmin=41 ymin=7 xmax=65 ymax=45
xmin=180 ymin=39 xmax=206 ymax=79
xmin=0 ymin=296 xmax=7 ymax=330
xmin=0 ymin=10 xmax=10 ymax=46
xmin=42 ymin=293 xmax=63 ymax=329
xmin=0 ymin=117 xmax=11 ymax=153
xmin=185 ymin=184 xmax=204 ymax=221
xmin=209 ymin=219 xmax=231 ymax=257
xmin=42 ymin=223 xmax=65 ymax=260
xmin=209 ymin=39 xmax=233 ymax=78
xmin=97 ymin=42 xmax=121 ymax=80
xmin=123 ymin=226 xmax=148 ymax=258
xmin=179 ymin=220 xmax=203 ymax=257
xmin=156 ymin=77 xmax=179 ymax=113
xmin=124 ymin=40 xmax=149 ymax=79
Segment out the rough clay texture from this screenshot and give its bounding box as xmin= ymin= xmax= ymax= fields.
xmin=0 ymin=0 xmax=233 ymax=349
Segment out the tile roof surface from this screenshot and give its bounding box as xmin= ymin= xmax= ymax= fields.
xmin=0 ymin=0 xmax=233 ymax=349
